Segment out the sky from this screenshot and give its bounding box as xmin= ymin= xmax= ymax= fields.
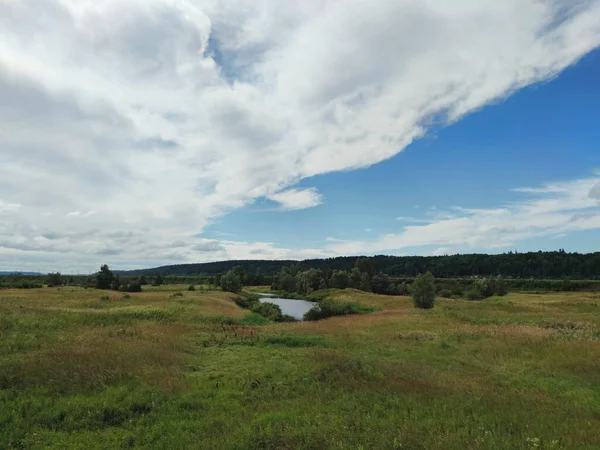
xmin=1 ymin=0 xmax=600 ymax=274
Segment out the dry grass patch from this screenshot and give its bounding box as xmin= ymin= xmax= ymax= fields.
xmin=0 ymin=322 xmax=188 ymax=393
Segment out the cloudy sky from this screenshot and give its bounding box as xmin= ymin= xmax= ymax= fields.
xmin=1 ymin=0 xmax=600 ymax=273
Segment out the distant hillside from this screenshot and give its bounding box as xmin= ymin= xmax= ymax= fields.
xmin=0 ymin=271 xmax=42 ymax=276
xmin=119 ymin=251 xmax=600 ymax=279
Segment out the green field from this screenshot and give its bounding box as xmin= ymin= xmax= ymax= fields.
xmin=1 ymin=286 xmax=600 ymax=449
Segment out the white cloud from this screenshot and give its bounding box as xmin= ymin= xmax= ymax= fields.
xmin=326 ymin=177 xmax=600 ymax=255
xmin=0 ymin=0 xmax=599 ymax=271
xmin=268 ymin=187 xmax=323 ymax=211
xmin=590 ymin=182 xmax=600 ymax=200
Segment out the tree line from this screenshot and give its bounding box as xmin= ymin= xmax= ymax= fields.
xmin=120 ymin=250 xmax=600 ymax=279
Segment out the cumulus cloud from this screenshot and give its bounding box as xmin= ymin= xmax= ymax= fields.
xmin=268 ymin=188 xmax=323 ymax=211
xmin=326 ymin=177 xmax=600 ymax=255
xmin=1 ymin=0 xmax=600 ymax=271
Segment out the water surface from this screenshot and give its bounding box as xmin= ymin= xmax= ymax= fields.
xmin=259 ymin=297 xmax=316 ymax=321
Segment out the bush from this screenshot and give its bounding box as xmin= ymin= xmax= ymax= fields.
xmin=187 ymin=285 xmax=196 ymax=291
xmin=251 ymin=302 xmax=282 ymax=322
xmin=476 ymin=278 xmax=496 ymax=298
xmin=495 ymin=276 xmax=508 ymax=296
xmin=47 ymin=272 xmax=63 ymax=287
xmin=122 ymin=282 xmax=142 ymax=293
xmin=438 ymin=289 xmax=452 ymax=298
xmin=280 ymin=314 xmax=298 ymax=322
xmin=303 ymin=299 xmax=376 ymax=321
xmin=466 ymin=289 xmax=483 ymax=301
xmin=411 ymin=272 xmax=436 ymax=309
xmin=395 ymin=282 xmax=410 ymax=296
xmin=233 ymin=294 xmax=260 ymax=309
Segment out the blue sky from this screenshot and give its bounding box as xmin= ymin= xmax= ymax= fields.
xmin=203 ymin=48 xmax=600 ymax=256
xmin=1 ymin=1 xmax=600 ymax=273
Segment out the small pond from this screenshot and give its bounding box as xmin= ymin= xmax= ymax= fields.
xmin=259 ymin=297 xmax=316 ymax=321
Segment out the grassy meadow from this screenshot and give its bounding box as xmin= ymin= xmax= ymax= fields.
xmin=1 ymin=285 xmax=600 ymax=449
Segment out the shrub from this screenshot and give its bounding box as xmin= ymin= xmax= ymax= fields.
xmin=303 ymin=299 xmax=376 ymax=321
xmin=187 ymin=285 xmax=196 ymax=291
xmin=476 ymin=278 xmax=496 ymax=298
xmin=411 ymin=272 xmax=436 ymax=309
xmin=280 ymin=314 xmax=298 ymax=322
xmin=122 ymin=282 xmax=142 ymax=293
xmin=372 ymin=273 xmax=391 ymax=294
xmin=251 ymin=302 xmax=282 ymax=322
xmin=47 ymin=272 xmax=63 ymax=287
xmin=233 ymin=294 xmax=260 ymax=309
xmin=495 ymin=276 xmax=508 ymax=296
xmin=466 ymin=289 xmax=483 ymax=301
xmin=438 ymin=289 xmax=452 ymax=298
xmin=395 ymin=282 xmax=410 ymax=296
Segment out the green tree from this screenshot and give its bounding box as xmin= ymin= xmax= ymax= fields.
xmin=47 ymin=272 xmax=63 ymax=287
xmin=495 ymin=275 xmax=508 ymax=296
xmin=411 ymin=272 xmax=436 ymax=309
xmin=349 ymin=268 xmax=362 ymax=289
xmin=371 ymin=273 xmax=391 ymax=294
xmin=251 ymin=302 xmax=282 ymax=321
xmin=355 ymin=257 xmax=374 ymax=276
xmin=152 ymin=275 xmax=164 ymax=286
xmin=359 ymin=273 xmax=372 ymax=292
xmin=95 ymin=264 xmax=114 ymax=290
xmin=476 ymin=278 xmax=496 ymax=298
xmin=295 ymin=269 xmax=325 ymax=295
xmin=329 ymin=270 xmax=349 ymax=289
xmin=220 ymin=270 xmax=242 ymax=293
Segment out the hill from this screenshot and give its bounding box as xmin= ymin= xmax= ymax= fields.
xmin=119 ymin=251 xmax=600 ymax=279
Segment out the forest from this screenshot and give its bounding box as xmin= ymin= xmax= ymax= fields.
xmin=121 ymin=250 xmax=600 ymax=279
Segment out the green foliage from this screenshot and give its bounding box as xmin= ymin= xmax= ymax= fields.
xmin=304 ymin=299 xmax=376 ymax=321
xmin=187 ymin=285 xmax=196 ymax=291
xmin=118 ymin=250 xmax=600 ymax=281
xmin=295 ymin=269 xmax=325 ymax=295
xmin=122 ymin=282 xmax=142 ymax=293
xmin=495 ymin=276 xmax=508 ymax=296
xmin=371 ymin=273 xmax=391 ymax=294
xmin=329 ymin=270 xmax=349 ymax=289
xmin=476 ymin=278 xmax=496 ymax=298
xmin=251 ymin=302 xmax=282 ymax=322
xmin=438 ymin=289 xmax=452 ymax=298
xmin=239 ymin=312 xmax=270 ymax=326
xmin=233 ymin=294 xmax=260 ymax=309
xmin=349 ymin=268 xmax=362 ymax=289
xmin=95 ymin=265 xmax=115 ymax=290
xmin=466 ymin=289 xmax=484 ymax=301
xmin=220 ymin=270 xmax=242 ymax=293
xmin=354 ymin=257 xmax=374 ymax=276
xmin=395 ymin=282 xmax=410 ymax=296
xmin=152 ymin=275 xmax=164 ymax=286
xmin=411 ymin=272 xmax=436 ymax=309
xmin=47 ymin=272 xmax=63 ymax=287
xmin=359 ymin=273 xmax=372 ymax=292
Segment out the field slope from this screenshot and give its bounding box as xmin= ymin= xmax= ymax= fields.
xmin=1 ymin=286 xmax=600 ymax=449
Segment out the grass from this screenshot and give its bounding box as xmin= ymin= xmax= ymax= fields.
xmin=1 ymin=287 xmax=600 ymax=449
